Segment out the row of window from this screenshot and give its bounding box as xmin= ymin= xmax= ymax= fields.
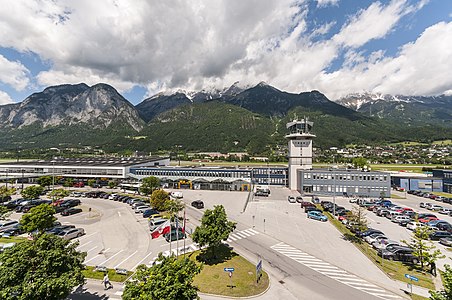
xmin=304 ymin=173 xmax=387 ymax=182
xmin=312 ymin=185 xmax=389 ymax=193
xmin=134 ymin=169 xmax=251 ymax=179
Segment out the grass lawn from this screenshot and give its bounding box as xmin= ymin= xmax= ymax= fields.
xmin=82 ymin=266 xmax=133 ymax=282
xmin=0 ymin=236 xmax=27 ymax=244
xmin=410 ymin=294 xmax=430 ymax=300
xmin=433 ymin=139 xmax=452 ymax=145
xmin=189 ymin=244 xmax=269 ymax=297
xmin=321 ymin=208 xmax=435 ymax=290
xmin=391 ymin=194 xmax=406 ymax=199
xmin=433 ymin=192 xmax=452 ymax=198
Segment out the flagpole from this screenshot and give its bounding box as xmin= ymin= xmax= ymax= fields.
xmin=183 ymin=206 xmax=186 ymax=258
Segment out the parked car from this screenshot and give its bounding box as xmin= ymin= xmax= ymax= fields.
xmin=1 ymin=224 xmax=24 ymax=237
xmin=439 ymin=208 xmax=452 ymax=215
xmin=135 ymin=205 xmax=150 ymax=213
xmin=431 ymin=205 xmax=443 ymax=211
xmin=58 ymin=228 xmax=85 ymax=240
xmin=419 ymin=202 xmax=427 ymax=208
xmin=61 ymin=199 xmax=81 ymax=208
xmin=0 ymin=220 xmax=19 ymax=233
xmin=430 ymin=231 xmax=452 ymax=241
xmin=372 ymin=239 xmax=399 ymax=251
xmin=406 ymin=221 xmax=425 ymax=231
xmin=46 ymin=225 xmax=76 ymax=235
xmin=357 ymin=229 xmax=384 ymax=238
xmin=287 ymin=196 xmax=296 ymax=203
xmin=254 ymin=191 xmax=269 ymax=197
xmin=307 ymin=211 xmax=328 ymax=222
xmin=149 ymin=218 xmax=168 ymax=231
xmin=300 ymin=201 xmax=315 ymax=208
xmin=419 ymin=216 xmax=439 ymax=223
xmin=296 ymin=196 xmax=303 ymax=203
xmin=305 ymin=206 xmax=322 ymax=214
xmin=439 ymin=237 xmax=452 ymax=247
xmin=379 ymin=245 xmax=419 ymax=264
xmin=165 ymin=230 xmax=186 ymax=242
xmin=143 ymin=209 xmax=160 ymax=218
xmin=191 ymin=200 xmax=204 ymax=209
xmin=364 ymin=233 xmax=386 ymax=244
xmin=376 ymin=208 xmax=390 ymax=217
xmin=131 ymin=201 xmax=146 ymax=209
xmin=392 ymin=215 xmax=411 ymax=224
xmin=61 ymin=208 xmax=83 ymax=216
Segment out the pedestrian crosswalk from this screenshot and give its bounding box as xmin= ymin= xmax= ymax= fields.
xmin=226 ymin=228 xmax=259 ymax=243
xmin=271 ymin=242 xmax=402 ymax=300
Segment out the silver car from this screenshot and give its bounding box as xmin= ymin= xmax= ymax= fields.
xmin=0 ymin=220 xmax=19 ymax=233
xmin=135 ymin=205 xmax=150 ymax=213
xmin=58 ymin=228 xmax=85 ymax=240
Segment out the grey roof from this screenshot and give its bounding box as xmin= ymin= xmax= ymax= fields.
xmin=0 ymin=157 xmax=167 ymax=167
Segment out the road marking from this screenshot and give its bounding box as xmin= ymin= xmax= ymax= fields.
xmin=228 ymin=236 xmax=237 ymax=241
xmin=131 ymin=251 xmax=154 ymax=271
xmin=97 ymin=250 xmax=125 ymax=266
xmin=86 ymin=246 xmax=98 ymax=253
xmin=78 ymin=232 xmax=99 ymax=240
xmin=271 ymin=242 xmax=402 ymax=299
xmin=234 ymin=232 xmax=248 ymax=238
xmin=77 ymin=240 xmax=92 ymax=248
xmin=230 ymin=234 xmax=242 ymax=240
xmin=114 ymin=250 xmax=138 ymax=269
xmin=247 ymin=228 xmax=259 ymax=234
xmin=84 ymin=254 xmax=101 ymax=264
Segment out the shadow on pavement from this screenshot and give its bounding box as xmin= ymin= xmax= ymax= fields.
xmin=66 ymin=285 xmax=110 ymax=300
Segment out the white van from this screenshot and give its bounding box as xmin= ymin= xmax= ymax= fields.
xmin=0 ymin=220 xmax=19 ymax=233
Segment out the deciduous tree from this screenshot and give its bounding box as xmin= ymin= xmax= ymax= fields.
xmin=0 ymin=233 xmax=85 ymax=300
xmin=20 ymin=204 xmax=56 ymax=234
xmin=140 ymin=176 xmax=160 ymax=197
xmin=123 ymin=254 xmax=202 ymax=300
xmin=192 ymin=205 xmax=236 ymax=259
xmin=346 ymin=205 xmax=368 ymax=233
xmin=0 ymin=186 xmax=16 ymax=198
xmin=150 ymin=189 xmax=169 ymax=211
xmin=430 ymin=264 xmax=452 ymax=300
xmin=402 ymin=226 xmax=444 ymax=269
xmin=48 ymin=188 xmax=70 ymax=201
xmin=21 ymin=185 xmax=44 ymax=200
xmin=165 ymin=199 xmax=184 ymax=220
xmin=0 ymin=206 xmax=11 ymax=221
xmin=37 ymin=175 xmax=53 ymax=188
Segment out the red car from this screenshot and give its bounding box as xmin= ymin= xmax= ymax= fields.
xmin=418 ymin=216 xmax=439 ymax=223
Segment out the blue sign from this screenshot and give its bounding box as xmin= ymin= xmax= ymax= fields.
xmin=405 ymin=274 xmax=419 ymax=282
xmin=224 ymin=267 xmax=235 ymax=272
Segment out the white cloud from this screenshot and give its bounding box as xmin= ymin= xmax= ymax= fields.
xmin=316 ymin=0 xmax=339 ymax=8
xmin=0 ymin=0 xmax=448 ymax=102
xmin=0 ymin=55 xmax=29 ymax=91
xmin=0 ymin=90 xmax=13 ymax=105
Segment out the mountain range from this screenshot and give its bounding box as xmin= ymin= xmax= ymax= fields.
xmin=0 ymin=82 xmax=450 ymax=154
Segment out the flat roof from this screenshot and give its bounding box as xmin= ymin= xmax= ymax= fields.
xmin=0 ymin=157 xmax=167 ymax=167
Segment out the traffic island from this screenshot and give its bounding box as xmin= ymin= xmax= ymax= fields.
xmin=189 ymin=244 xmax=269 ymax=297
xmin=82 ymin=266 xmax=133 ymax=282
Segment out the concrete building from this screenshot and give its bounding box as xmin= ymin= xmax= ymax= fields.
xmin=0 ymin=157 xmax=169 ymax=181
xmin=298 ymin=169 xmax=391 ymax=198
xmin=432 ymin=169 xmax=452 ymax=193
xmin=391 ymin=174 xmax=443 ymax=192
xmin=285 ymin=119 xmax=315 ymax=190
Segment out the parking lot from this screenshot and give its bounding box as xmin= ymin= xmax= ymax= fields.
xmin=329 ymin=191 xmax=452 ymax=271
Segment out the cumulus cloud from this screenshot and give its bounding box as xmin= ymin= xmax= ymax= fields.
xmin=316 ymin=0 xmax=339 ymax=8
xmin=0 ymin=0 xmax=448 ymax=101
xmin=0 ymin=55 xmax=29 ymax=91
xmin=0 ymin=90 xmax=13 ymax=105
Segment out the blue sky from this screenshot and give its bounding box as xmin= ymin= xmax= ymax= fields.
xmin=0 ymin=0 xmax=451 ymax=105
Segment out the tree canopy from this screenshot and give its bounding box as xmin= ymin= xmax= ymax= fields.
xmin=165 ymin=199 xmax=184 ymax=219
xmin=430 ymin=264 xmax=452 ymax=300
xmin=150 ymin=189 xmax=169 ymax=211
xmin=37 ymin=175 xmax=53 ymax=187
xmin=0 ymin=233 xmax=86 ymax=300
xmin=140 ymin=176 xmax=160 ymax=196
xmin=0 ymin=186 xmax=16 ymax=198
xmin=21 ymin=185 xmax=44 ymax=200
xmin=123 ymin=254 xmax=202 ymax=300
xmin=192 ymin=205 xmax=236 ymax=259
xmin=48 ymin=188 xmax=70 ymax=201
xmin=0 ymin=206 xmax=11 ymax=221
xmin=20 ymin=204 xmax=56 ymax=234
xmin=402 ymin=226 xmax=444 ymax=269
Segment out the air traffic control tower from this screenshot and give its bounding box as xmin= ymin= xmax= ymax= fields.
xmin=286 ymin=119 xmax=316 ymax=190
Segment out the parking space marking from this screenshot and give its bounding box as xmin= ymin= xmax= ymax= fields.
xmin=78 ymin=231 xmax=99 ymax=240
xmin=114 ymin=250 xmax=138 ymax=269
xmin=97 ymin=250 xmax=125 ymax=266
xmin=77 ymin=240 xmax=92 ymax=248
xmin=131 ymin=251 xmax=154 ymax=271
xmin=86 ymin=246 xmax=98 ymax=253
xmin=271 ymin=242 xmax=401 ymax=300
xmin=84 ymin=254 xmax=101 ymax=264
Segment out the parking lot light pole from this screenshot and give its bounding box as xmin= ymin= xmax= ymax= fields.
xmin=333 ymin=169 xmax=336 ymax=217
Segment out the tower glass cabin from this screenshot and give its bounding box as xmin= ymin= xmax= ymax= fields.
xmin=285 ymin=119 xmax=316 ymax=190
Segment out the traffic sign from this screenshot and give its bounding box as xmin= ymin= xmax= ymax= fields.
xmin=224 ymin=267 xmax=235 ymax=272
xmin=405 ymin=274 xmax=419 ymax=282
xmin=256 ymin=259 xmax=263 ymax=283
